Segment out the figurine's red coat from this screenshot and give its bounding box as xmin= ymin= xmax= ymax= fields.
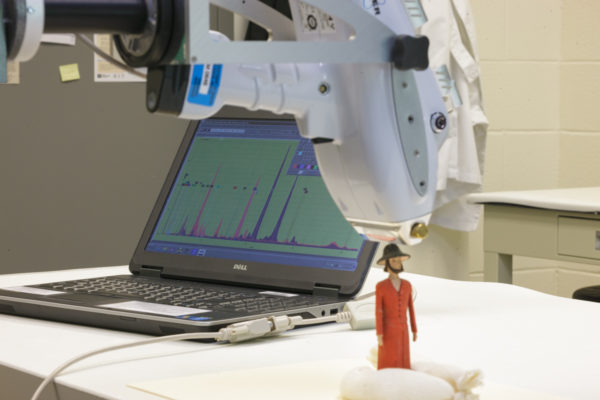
xmin=375 ymin=278 xmax=417 ymax=369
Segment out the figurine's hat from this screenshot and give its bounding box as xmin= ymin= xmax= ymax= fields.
xmin=376 ymin=243 xmax=411 ymax=265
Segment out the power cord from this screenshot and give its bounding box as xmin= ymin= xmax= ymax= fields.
xmin=30 ymin=306 xmax=364 ymax=400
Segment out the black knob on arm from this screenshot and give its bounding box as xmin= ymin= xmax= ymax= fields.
xmin=392 ymin=35 xmax=430 ymax=71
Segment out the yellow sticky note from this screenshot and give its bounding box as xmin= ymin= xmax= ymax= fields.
xmin=59 ymin=63 xmax=80 ymax=82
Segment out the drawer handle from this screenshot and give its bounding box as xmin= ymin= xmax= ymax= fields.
xmin=597 ymin=231 xmax=600 ymax=251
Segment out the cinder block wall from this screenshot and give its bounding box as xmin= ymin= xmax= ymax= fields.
xmin=467 ymin=0 xmax=600 ymax=296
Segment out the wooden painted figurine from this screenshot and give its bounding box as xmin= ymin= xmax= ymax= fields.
xmin=375 ymin=243 xmax=417 ymax=370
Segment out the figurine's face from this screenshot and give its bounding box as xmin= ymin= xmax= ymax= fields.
xmin=388 ymin=256 xmax=405 ymax=270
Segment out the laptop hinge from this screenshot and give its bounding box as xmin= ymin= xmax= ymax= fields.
xmin=313 ymin=284 xmax=340 ymax=298
xmin=139 ymin=266 xmax=163 ymax=278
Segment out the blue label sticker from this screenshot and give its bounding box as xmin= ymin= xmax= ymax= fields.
xmin=188 ymin=64 xmax=223 ymax=106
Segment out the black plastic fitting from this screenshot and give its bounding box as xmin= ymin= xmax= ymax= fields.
xmin=392 ymin=35 xmax=430 ymax=71
xmin=44 ymin=0 xmax=147 ymax=33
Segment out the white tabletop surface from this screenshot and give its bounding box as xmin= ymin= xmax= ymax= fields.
xmin=466 ymin=187 xmax=600 ymax=213
xmin=1 ymin=266 xmax=599 ymax=400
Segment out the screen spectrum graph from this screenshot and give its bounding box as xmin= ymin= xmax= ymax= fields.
xmin=150 ymin=136 xmax=364 ymax=259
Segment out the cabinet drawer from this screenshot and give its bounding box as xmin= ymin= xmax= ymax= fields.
xmin=557 ymin=217 xmax=600 ymax=260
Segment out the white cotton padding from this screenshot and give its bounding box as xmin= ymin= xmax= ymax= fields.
xmin=340 ymin=366 xmax=378 ymax=400
xmin=412 ymin=360 xmax=483 ymax=392
xmin=340 ymin=366 xmax=455 ymax=400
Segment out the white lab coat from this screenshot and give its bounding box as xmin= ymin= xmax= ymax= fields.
xmin=419 ymin=0 xmax=488 ymax=231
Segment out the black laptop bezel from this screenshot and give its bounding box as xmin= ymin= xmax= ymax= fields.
xmin=130 ymin=117 xmax=377 ymax=296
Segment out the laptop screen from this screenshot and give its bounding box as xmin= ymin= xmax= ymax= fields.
xmin=145 ymin=118 xmax=367 ymax=272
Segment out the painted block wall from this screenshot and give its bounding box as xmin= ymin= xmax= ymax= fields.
xmin=465 ymin=0 xmax=600 ymax=297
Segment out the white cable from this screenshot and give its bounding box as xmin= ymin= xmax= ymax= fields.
xmin=31 ymin=331 xmax=222 ymax=400
xmin=293 ymin=311 xmax=352 ymax=326
xmin=76 ymin=34 xmax=147 ymax=79
xmin=31 ymin=301 xmax=374 ymax=400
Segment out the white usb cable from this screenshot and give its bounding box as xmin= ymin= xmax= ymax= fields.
xmin=31 ymin=295 xmax=376 ymax=400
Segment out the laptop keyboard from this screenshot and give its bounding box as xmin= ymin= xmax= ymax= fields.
xmin=39 ymin=276 xmax=334 ymax=314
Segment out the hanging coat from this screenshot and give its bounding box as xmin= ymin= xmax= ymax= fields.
xmin=419 ymin=0 xmax=489 ymax=231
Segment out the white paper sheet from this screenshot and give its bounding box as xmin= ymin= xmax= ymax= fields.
xmin=128 ymin=359 xmax=571 ymax=400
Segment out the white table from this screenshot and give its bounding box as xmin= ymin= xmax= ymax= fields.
xmin=1 ymin=266 xmax=599 ymax=400
xmin=468 ymin=187 xmax=600 ymax=283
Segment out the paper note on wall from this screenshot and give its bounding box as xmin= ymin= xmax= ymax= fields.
xmin=6 ymin=61 xmax=19 ymax=84
xmin=59 ymin=63 xmax=81 ymax=82
xmin=93 ymin=34 xmax=146 ymax=82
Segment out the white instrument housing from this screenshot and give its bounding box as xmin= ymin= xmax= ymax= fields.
xmin=180 ymin=1 xmax=448 ymax=244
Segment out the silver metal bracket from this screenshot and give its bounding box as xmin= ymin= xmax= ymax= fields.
xmin=402 ymin=0 xmax=427 ymax=29
xmin=391 ymin=67 xmax=429 ymax=196
xmin=185 ymin=0 xmax=396 ymax=64
xmin=435 ymin=65 xmax=462 ymax=109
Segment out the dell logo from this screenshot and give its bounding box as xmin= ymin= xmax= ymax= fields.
xmin=233 ymin=264 xmax=248 ymax=271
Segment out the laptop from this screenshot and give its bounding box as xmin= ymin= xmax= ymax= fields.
xmin=0 ymin=117 xmax=377 ymax=335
